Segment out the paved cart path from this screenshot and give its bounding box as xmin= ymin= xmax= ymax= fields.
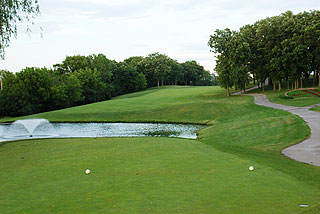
xmin=251 ymin=94 xmax=320 ymax=166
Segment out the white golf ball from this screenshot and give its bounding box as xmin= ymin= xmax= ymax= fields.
xmin=85 ymin=169 xmax=91 ymax=174
xmin=249 ymin=166 xmax=254 ymax=171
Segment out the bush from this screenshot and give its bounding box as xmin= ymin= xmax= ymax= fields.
xmin=279 ymin=94 xmax=294 ymax=99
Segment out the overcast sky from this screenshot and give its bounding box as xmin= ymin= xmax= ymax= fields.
xmin=0 ymin=0 xmax=319 ymax=73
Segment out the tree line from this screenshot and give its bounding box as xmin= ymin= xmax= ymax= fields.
xmin=208 ymin=10 xmax=320 ymax=96
xmin=0 ymin=53 xmax=216 ymax=117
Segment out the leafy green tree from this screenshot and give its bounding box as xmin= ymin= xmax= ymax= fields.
xmin=0 ymin=70 xmax=30 ymax=116
xmin=215 ymin=55 xmax=233 ymax=96
xmin=73 ymin=68 xmax=111 ymax=104
xmin=303 ymin=10 xmax=320 ymax=86
xmin=87 ymin=54 xmax=113 ymax=84
xmin=208 ymin=28 xmax=236 ymax=96
xmin=112 ymin=62 xmax=146 ymax=95
xmin=209 ymin=10 xmax=320 ymax=94
xmin=54 ymin=55 xmax=89 ymax=74
xmin=0 ymin=68 xmax=54 ymax=116
xmin=50 ymin=72 xmax=83 ymax=109
xmin=166 ymin=58 xmax=184 ymax=85
xmin=0 ymin=68 xmax=84 ymax=116
xmin=0 ymin=0 xmax=40 ymax=58
xmin=124 ymin=56 xmax=145 ymax=69
xmin=142 ymin=53 xmax=171 ymax=87
xmin=15 ymin=67 xmax=56 ymax=113
xmin=181 ymin=60 xmax=205 ymax=86
xmin=197 ymin=70 xmax=216 ymax=86
xmin=230 ymin=31 xmax=251 ymax=91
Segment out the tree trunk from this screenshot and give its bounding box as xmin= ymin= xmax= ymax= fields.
xmin=297 ymin=79 xmax=300 ymax=88
xmin=227 ymin=85 xmax=230 ymax=97
xmin=292 ymin=82 xmax=294 ymax=90
xmin=157 ymin=79 xmax=160 ymax=88
xmin=318 ymin=71 xmax=320 ymax=88
xmin=300 ymin=78 xmax=303 ymax=89
xmin=278 ymin=80 xmax=281 ymax=91
xmin=287 ymin=81 xmax=289 ymax=90
xmin=273 ymin=81 xmax=276 ymax=91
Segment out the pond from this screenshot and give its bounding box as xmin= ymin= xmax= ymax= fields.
xmin=0 ymin=119 xmax=205 ymax=142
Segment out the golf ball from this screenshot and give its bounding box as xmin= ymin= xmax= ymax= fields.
xmin=85 ymin=169 xmax=91 ymax=174
xmin=249 ymin=166 xmax=254 ymax=171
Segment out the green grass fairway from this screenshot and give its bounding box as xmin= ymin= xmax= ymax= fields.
xmin=2 ymin=86 xmax=244 ymax=124
xmin=1 ymin=138 xmax=320 ymax=214
xmin=1 ymin=86 xmax=320 ymax=213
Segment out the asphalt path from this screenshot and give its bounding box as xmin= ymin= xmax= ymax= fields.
xmin=250 ymin=93 xmax=320 ymax=166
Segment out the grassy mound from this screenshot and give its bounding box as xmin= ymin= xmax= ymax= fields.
xmin=1 ymin=86 xmax=320 ymax=213
xmin=310 ymin=106 xmax=320 ymax=112
xmin=248 ymin=87 xmax=320 ymax=107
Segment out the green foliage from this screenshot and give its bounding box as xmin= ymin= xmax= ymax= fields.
xmin=208 ymin=28 xmax=251 ymax=95
xmin=73 ymin=68 xmax=110 ymax=104
xmin=209 ymin=10 xmax=320 ymax=93
xmin=181 ymin=60 xmax=206 ymax=86
xmin=112 ymin=62 xmax=146 ymax=96
xmin=54 ymin=55 xmax=89 ymax=74
xmin=0 ymin=0 xmax=40 ymax=59
xmin=87 ymin=54 xmax=113 ymax=84
xmin=279 ymin=94 xmax=293 ymax=99
xmin=0 ymin=68 xmax=83 ymax=116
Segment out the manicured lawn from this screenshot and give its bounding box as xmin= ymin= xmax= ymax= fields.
xmin=249 ymin=88 xmax=320 ymax=107
xmin=310 ymin=106 xmax=320 ymax=112
xmin=1 ymin=86 xmax=320 ymax=213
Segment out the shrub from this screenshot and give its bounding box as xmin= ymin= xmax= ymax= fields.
xmin=279 ymin=94 xmax=293 ymax=99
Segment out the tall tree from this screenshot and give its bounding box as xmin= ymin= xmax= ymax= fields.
xmin=0 ymin=0 xmax=40 ymax=59
xmin=208 ymin=28 xmax=235 ymax=96
xmin=73 ymin=68 xmax=110 ymax=104
xmin=87 ymin=54 xmax=113 ymax=84
xmin=303 ymin=10 xmax=320 ymax=87
xmin=112 ymin=62 xmax=146 ymax=95
xmin=181 ymin=60 xmax=205 ymax=86
xmin=142 ymin=53 xmax=170 ymax=88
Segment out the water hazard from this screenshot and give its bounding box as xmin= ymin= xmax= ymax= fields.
xmin=0 ymin=119 xmax=205 ymax=142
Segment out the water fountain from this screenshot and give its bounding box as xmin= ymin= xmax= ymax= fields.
xmin=1 ymin=119 xmax=56 ymax=141
xmin=0 ymin=119 xmax=204 ymax=142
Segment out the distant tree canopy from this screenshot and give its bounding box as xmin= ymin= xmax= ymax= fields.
xmin=0 ymin=0 xmax=40 ymax=59
xmin=0 ymin=53 xmax=215 ymax=117
xmin=208 ymin=10 xmax=320 ymax=96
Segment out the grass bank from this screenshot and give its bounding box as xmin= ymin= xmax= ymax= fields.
xmin=1 ymin=86 xmax=320 ymax=213
xmin=248 ymin=84 xmax=320 ymax=107
xmin=310 ymin=106 xmax=320 ymax=112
